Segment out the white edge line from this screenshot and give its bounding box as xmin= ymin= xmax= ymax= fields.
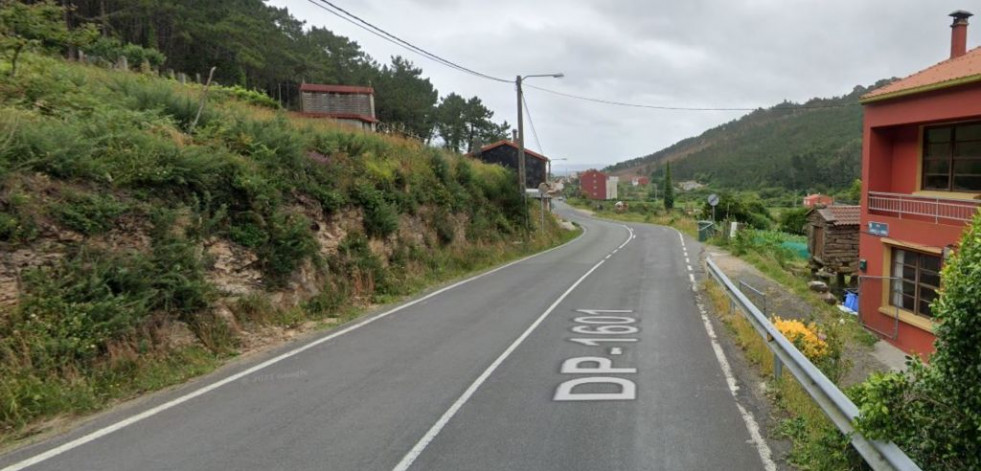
xmin=1 ymin=227 xmax=590 ymax=471
xmin=392 ymin=224 xmax=633 ymax=471
xmin=695 ymin=304 xmax=776 ymax=471
xmin=677 ymin=224 xmax=775 ymax=471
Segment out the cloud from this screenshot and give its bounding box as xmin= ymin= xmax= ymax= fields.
xmin=272 ymin=0 xmax=976 ymax=167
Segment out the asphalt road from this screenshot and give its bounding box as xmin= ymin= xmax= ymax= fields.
xmin=1 ymin=203 xmax=770 ymax=471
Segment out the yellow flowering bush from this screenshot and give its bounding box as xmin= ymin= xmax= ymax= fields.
xmin=772 ymin=316 xmax=828 ymax=361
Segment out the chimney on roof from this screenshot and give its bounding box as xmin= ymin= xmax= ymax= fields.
xmin=950 ymin=10 xmax=973 ymax=59
xmin=512 ymin=129 xmax=518 ymax=143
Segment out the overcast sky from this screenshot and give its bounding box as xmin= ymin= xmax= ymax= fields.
xmin=269 ymin=0 xmax=976 ymax=172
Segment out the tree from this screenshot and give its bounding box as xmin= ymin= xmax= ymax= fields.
xmin=846 ymin=179 xmax=862 ymax=204
xmin=373 ymin=56 xmax=438 ymax=140
xmin=434 ymin=92 xmax=468 ymax=152
xmin=854 ymin=212 xmax=981 ymax=470
xmin=435 ymin=93 xmax=510 ymax=153
xmin=663 ymin=162 xmax=674 ymax=210
xmin=0 ymin=0 xmax=96 ymax=75
xmin=778 ymin=207 xmax=809 ymax=235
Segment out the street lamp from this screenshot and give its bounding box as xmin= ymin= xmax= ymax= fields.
xmin=516 ymin=73 xmax=563 ymax=210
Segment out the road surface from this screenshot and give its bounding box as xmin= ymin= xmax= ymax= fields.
xmin=1 ymin=203 xmax=773 ymax=471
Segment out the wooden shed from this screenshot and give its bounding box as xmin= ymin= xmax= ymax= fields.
xmin=807 ymin=205 xmax=860 ymax=276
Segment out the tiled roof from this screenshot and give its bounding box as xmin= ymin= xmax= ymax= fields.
xmin=299 ymin=83 xmax=374 ymax=94
xmin=478 ymin=140 xmax=549 ymax=162
xmin=862 ymin=47 xmax=981 ymax=102
xmin=817 ymin=205 xmax=861 ymax=226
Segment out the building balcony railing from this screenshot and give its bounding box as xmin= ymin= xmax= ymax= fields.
xmin=867 ymin=191 xmax=980 ymax=223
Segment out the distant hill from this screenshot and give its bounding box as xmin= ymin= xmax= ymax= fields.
xmin=606 ymin=81 xmax=893 ymax=192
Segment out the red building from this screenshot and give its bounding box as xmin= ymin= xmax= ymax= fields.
xmin=802 ymin=193 xmax=834 ymax=208
xmin=579 ymin=170 xmax=608 ymax=200
xmin=858 ymin=10 xmax=981 ymax=356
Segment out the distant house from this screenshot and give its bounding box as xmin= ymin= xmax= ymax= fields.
xmin=298 ymin=83 xmax=377 ymax=131
xmin=630 ymin=176 xmax=650 ymax=186
xmin=678 ymin=180 xmax=704 ymax=192
xmin=803 ymin=194 xmax=834 ymax=208
xmin=807 ymin=205 xmax=860 ymax=280
xmin=579 ymin=170 xmax=608 ymax=200
xmin=471 ymin=140 xmax=548 ymax=189
xmin=858 ymin=10 xmax=981 ymax=355
xmin=606 ymin=176 xmax=619 ymax=200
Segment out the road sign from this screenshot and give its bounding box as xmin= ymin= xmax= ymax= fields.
xmin=708 ymin=194 xmax=719 ymax=207
xmin=538 ymin=182 xmax=549 ymax=197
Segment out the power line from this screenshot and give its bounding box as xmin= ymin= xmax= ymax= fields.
xmin=306 ymin=0 xmax=510 ymax=83
xmin=524 ymin=83 xmax=860 ymax=111
xmin=522 ymin=93 xmax=545 ymax=156
xmin=304 ymin=1 xmax=859 ymax=113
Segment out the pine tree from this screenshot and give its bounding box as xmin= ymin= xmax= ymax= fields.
xmin=663 ymin=162 xmax=674 ymax=210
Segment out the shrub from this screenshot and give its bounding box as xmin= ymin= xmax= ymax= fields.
xmin=772 ymin=316 xmax=828 ymax=361
xmin=0 ymin=189 xmax=38 ymax=244
xmin=52 ymin=191 xmax=129 ymax=235
xmin=213 ymin=85 xmax=279 ymax=109
xmin=353 ymin=184 xmax=399 ymax=238
xmin=331 ymin=232 xmax=392 ymax=298
xmin=854 ymin=212 xmax=981 ymax=470
xmin=84 ymin=37 xmax=166 ymax=69
xmin=432 ymin=209 xmax=455 ymax=246
xmin=779 ymin=207 xmax=810 ymax=235
xmin=254 ymin=210 xmax=318 ymax=287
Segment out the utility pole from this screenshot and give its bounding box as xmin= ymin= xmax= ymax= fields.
xmin=516 ymin=75 xmax=526 ymax=202
xmin=515 ymin=73 xmax=563 ymax=231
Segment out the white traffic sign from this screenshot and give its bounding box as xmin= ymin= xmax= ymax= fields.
xmin=708 ymin=194 xmax=720 ymax=207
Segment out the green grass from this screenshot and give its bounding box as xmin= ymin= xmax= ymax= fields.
xmin=565 ymin=198 xmax=698 ymax=237
xmin=0 ymin=51 xmax=580 ymax=443
xmin=704 ymin=283 xmax=866 ymax=470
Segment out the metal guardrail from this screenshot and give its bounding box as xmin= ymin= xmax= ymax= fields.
xmin=705 ymin=257 xmax=921 ymax=471
xmin=738 ymin=280 xmax=767 ymax=316
xmin=867 ymin=191 xmax=979 ymax=223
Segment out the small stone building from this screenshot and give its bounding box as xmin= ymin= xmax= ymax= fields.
xmin=471 ymin=140 xmax=548 ymax=189
xmin=298 ymin=83 xmax=377 ymax=131
xmin=807 ymin=205 xmax=860 ymax=277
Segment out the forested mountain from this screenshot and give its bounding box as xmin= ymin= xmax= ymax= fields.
xmin=55 ymin=0 xmax=508 ymax=145
xmin=607 ymin=82 xmax=892 ymax=193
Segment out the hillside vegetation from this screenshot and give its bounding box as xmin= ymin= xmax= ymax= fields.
xmin=0 ymin=51 xmax=571 ymax=441
xmin=607 ymin=83 xmax=890 ymax=193
xmin=54 ymin=0 xmax=511 ymax=148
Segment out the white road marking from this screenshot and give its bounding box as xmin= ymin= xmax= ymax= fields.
xmin=609 ymin=347 xmax=623 ymax=355
xmin=686 ymin=264 xmax=692 ymax=272
xmin=392 ymin=225 xmax=634 ymax=471
xmin=670 ymin=226 xmax=776 ymax=471
xmin=694 ymin=302 xmax=776 ymax=471
xmin=0 ymin=227 xmax=591 ymax=471
xmin=617 ymin=225 xmax=634 ymax=250
xmin=575 ymin=309 xmax=634 ymax=314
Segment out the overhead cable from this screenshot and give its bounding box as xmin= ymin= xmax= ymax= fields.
xmin=306 ymin=0 xmax=510 ymax=83
xmin=524 ymin=84 xmax=859 ymax=111
xmin=522 ymin=93 xmax=545 ymax=156
xmin=305 ymin=1 xmax=860 ymax=113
